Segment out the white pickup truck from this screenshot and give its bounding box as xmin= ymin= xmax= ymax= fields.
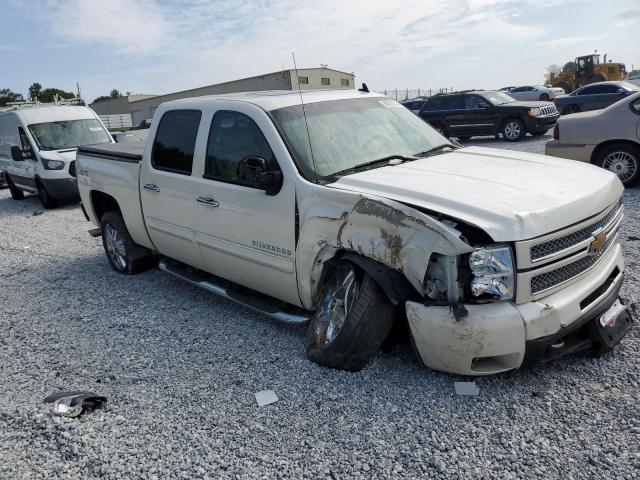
xmin=75 ymin=90 xmax=633 ymax=376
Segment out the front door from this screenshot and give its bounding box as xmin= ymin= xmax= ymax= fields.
xmin=460 ymin=95 xmax=497 ymax=135
xmin=139 ymin=108 xmax=204 ymax=268
xmin=192 ymin=105 xmax=299 ymax=306
xmin=10 ymin=127 xmax=37 ymax=190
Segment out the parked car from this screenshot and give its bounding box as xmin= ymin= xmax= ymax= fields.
xmin=401 ymin=98 xmax=428 ymax=114
xmin=417 ymin=90 xmax=559 ymax=141
xmin=546 ymin=91 xmax=640 ymax=186
xmin=554 ymin=81 xmax=639 ymax=115
xmin=0 ymin=105 xmax=113 ymax=208
xmin=75 ymin=90 xmax=632 ymax=376
xmin=507 ymin=85 xmax=565 ymax=101
xmin=499 ymin=86 xmax=516 ymax=92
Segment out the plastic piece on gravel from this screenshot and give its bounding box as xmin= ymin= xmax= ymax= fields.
xmin=255 ymin=390 xmax=278 ymax=407
xmin=454 ymin=382 xmax=479 ymax=396
xmin=44 ymin=391 xmax=107 ymax=417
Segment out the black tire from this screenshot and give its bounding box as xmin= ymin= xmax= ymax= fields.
xmin=564 ymin=104 xmax=580 ymax=115
xmin=501 ymin=118 xmax=526 ymax=142
xmin=306 ymin=261 xmax=395 ymax=372
xmin=431 ymin=123 xmax=449 ymax=138
xmin=5 ymin=174 xmax=25 ymax=200
xmin=539 ymin=93 xmax=550 ymax=101
xmin=553 ymin=82 xmax=571 ymax=94
xmin=36 ymin=180 xmax=58 ymax=209
xmin=595 ymin=144 xmax=640 ymax=187
xmin=101 ymin=211 xmax=154 ymax=274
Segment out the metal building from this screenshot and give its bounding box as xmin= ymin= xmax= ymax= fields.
xmin=89 ymin=67 xmax=355 ymax=127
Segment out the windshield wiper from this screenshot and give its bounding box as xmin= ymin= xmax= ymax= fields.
xmin=329 ymin=154 xmax=417 ymax=177
xmin=414 ymin=144 xmax=457 ymax=158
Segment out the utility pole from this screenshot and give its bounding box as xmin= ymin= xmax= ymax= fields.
xmin=76 ymin=82 xmax=82 ymax=100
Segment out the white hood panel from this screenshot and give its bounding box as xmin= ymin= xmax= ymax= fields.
xmin=328 ymin=146 xmax=622 ymax=241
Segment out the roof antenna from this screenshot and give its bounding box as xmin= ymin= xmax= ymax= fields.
xmin=292 ymin=52 xmax=318 ymax=183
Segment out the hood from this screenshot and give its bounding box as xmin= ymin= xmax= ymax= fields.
xmin=502 ymin=100 xmax=551 ymax=108
xmin=327 ymin=146 xmax=622 ymax=241
xmin=38 ymin=149 xmax=77 ymax=163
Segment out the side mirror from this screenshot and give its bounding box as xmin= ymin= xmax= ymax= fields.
xmin=256 ymin=171 xmax=283 ymax=196
xmin=11 ymin=146 xmax=24 ymax=161
xmin=616 ymin=88 xmax=624 ymax=94
xmin=237 ymin=156 xmax=283 ymax=195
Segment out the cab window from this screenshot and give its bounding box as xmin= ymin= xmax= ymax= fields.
xmin=204 ymin=111 xmax=278 ymax=188
xmin=151 ymin=110 xmax=202 ymax=175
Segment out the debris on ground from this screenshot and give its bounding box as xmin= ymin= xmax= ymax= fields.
xmin=255 ymin=390 xmax=278 ymax=407
xmin=454 ymin=382 xmax=480 ymax=396
xmin=43 ymin=391 xmax=107 ymax=417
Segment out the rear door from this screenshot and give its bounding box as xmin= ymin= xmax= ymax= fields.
xmin=191 ymin=102 xmax=300 ymax=305
xmin=139 ymin=109 xmax=205 ymax=268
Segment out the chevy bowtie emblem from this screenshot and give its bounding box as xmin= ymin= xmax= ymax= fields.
xmin=589 ymin=233 xmax=607 ymax=253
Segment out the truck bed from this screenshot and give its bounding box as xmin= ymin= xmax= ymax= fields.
xmin=78 ymin=143 xmax=145 ymax=163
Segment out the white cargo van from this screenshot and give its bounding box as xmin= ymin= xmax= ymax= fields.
xmin=0 ymin=105 xmax=113 ymax=208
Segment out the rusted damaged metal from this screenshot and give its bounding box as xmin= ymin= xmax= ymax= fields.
xmin=295 ymin=183 xmax=473 ymax=309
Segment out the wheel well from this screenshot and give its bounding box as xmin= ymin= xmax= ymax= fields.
xmin=321 ymin=251 xmax=420 ymax=307
xmin=590 ymin=140 xmax=640 ymax=164
xmin=90 ymin=190 xmax=121 ymax=221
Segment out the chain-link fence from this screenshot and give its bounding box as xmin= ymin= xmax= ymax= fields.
xmin=376 ymin=88 xmax=455 ymax=101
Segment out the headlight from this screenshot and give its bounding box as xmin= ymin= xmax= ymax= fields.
xmin=528 ymin=107 xmax=541 ymax=117
xmin=44 ymin=160 xmax=65 ymax=170
xmin=469 ymin=245 xmax=514 ymax=301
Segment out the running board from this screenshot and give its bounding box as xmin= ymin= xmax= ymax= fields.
xmin=158 ymin=258 xmax=310 ymax=324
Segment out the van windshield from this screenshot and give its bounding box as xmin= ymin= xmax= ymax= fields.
xmin=270 ymin=97 xmax=450 ymax=179
xmin=28 ymin=119 xmax=112 ymax=150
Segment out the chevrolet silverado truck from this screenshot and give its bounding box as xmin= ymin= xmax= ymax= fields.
xmin=75 ymin=90 xmax=633 ymax=376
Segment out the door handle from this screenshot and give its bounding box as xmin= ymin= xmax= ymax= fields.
xmin=143 ymin=183 xmax=160 ymax=192
xmin=197 ymin=196 xmax=220 ymax=207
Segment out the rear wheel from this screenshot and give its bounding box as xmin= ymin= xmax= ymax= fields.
xmin=5 ymin=174 xmax=25 ymax=200
xmin=306 ymin=261 xmax=395 ymax=371
xmin=502 ymin=118 xmax=526 ymax=142
xmin=431 ymin=123 xmax=448 ymax=138
xmin=36 ymin=180 xmax=57 ymax=209
xmin=596 ymin=144 xmax=640 ymax=186
xmin=539 ymin=93 xmax=550 ymax=101
xmin=101 ymin=211 xmax=154 ymax=274
xmin=563 ymin=104 xmax=580 ymax=115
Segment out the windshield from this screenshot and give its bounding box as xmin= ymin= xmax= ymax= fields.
xmin=28 ymin=119 xmax=112 ymax=150
xmin=270 ymin=97 xmax=450 ymax=178
xmin=481 ymin=91 xmax=517 ymax=105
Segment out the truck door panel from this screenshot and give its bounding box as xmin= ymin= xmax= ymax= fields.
xmin=193 ymin=107 xmax=300 ymax=305
xmin=139 ymin=109 xmax=204 ymax=268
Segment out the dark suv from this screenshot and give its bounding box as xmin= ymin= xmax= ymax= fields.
xmin=414 ymin=91 xmax=559 ymax=141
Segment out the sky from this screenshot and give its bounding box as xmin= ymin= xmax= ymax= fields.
xmin=1 ymin=0 xmax=638 ymax=103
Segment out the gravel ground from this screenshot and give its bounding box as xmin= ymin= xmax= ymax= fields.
xmin=1 ymin=135 xmax=639 ymax=479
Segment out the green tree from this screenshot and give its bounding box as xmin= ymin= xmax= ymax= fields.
xmin=110 ymin=89 xmax=123 ymax=98
xmin=562 ymin=61 xmax=576 ymax=72
xmin=0 ymin=88 xmax=25 ymax=106
xmin=629 ymin=69 xmax=640 ymax=77
xmin=92 ymin=95 xmax=111 ymax=103
xmin=38 ymin=88 xmax=75 ymax=103
xmin=28 ymin=82 xmax=42 ymax=101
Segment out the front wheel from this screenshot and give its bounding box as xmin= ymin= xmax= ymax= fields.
xmin=101 ymin=211 xmax=154 ymax=274
xmin=596 ymin=144 xmax=640 ymax=186
xmin=37 ymin=181 xmax=57 ymax=209
xmin=539 ymin=93 xmax=550 ymax=101
xmin=306 ymin=261 xmax=395 ymax=371
xmin=502 ymin=118 xmax=526 ymax=142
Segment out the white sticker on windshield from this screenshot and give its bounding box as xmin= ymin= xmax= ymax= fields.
xmin=89 ymin=127 xmax=103 ymax=131
xmin=379 ymin=99 xmax=402 ymax=108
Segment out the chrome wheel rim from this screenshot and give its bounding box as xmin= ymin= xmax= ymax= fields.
xmin=603 ymin=151 xmax=638 ymax=183
xmin=504 ymin=121 xmax=521 ymax=139
xmin=314 ymin=264 xmax=358 ymax=347
xmin=104 ymin=223 xmax=127 ymax=270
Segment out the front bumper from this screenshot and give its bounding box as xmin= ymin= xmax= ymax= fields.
xmin=41 ymin=177 xmax=79 ymax=200
xmin=406 ymin=244 xmax=633 ymax=376
xmin=524 ymin=114 xmax=559 ymax=133
xmin=545 ymin=140 xmax=595 ymax=163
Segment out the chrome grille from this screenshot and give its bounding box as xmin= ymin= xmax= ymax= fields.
xmin=530 ymin=203 xmax=620 ymax=262
xmin=530 ymin=233 xmax=616 ymax=295
xmin=538 ymin=105 xmax=557 ymax=116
